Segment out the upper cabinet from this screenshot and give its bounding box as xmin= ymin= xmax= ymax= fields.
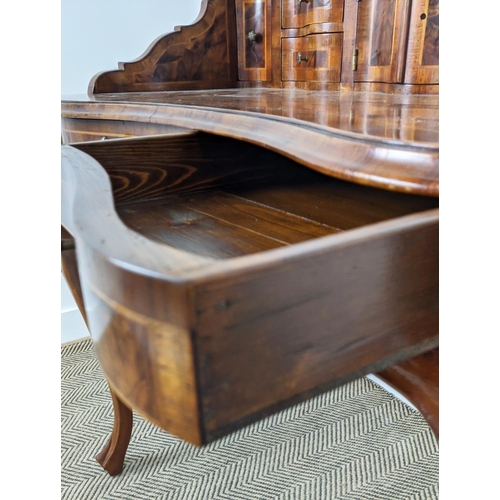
xmin=89 ymin=0 xmax=439 ymax=94
xmin=282 ymin=0 xmax=344 ymax=29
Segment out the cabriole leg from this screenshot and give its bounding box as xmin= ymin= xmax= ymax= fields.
xmin=96 ymin=384 xmax=133 ymax=476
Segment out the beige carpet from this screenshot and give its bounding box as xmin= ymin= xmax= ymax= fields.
xmin=61 ymin=338 xmax=439 ymax=499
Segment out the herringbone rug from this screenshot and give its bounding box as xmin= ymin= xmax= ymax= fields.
xmin=61 ymin=338 xmax=439 ymax=500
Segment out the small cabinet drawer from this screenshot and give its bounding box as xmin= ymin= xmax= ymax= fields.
xmin=61 ymin=117 xmax=190 ymax=144
xmin=282 ymin=34 xmax=342 ymax=82
xmin=282 ymin=0 xmax=344 ymax=29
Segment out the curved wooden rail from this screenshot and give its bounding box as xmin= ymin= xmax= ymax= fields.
xmin=62 ymin=91 xmax=438 ymax=196
xmin=378 ymin=348 xmax=439 ymax=439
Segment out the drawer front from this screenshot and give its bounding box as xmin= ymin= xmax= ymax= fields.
xmin=282 ymin=34 xmax=342 ymax=82
xmin=236 ymin=0 xmax=272 ymax=81
xmin=282 ymin=0 xmax=344 ymax=29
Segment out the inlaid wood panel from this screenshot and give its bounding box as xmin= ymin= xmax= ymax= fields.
xmin=72 ymin=132 xmax=308 ymax=205
xmin=282 ymin=0 xmax=344 ymax=29
xmin=404 ymin=0 xmax=439 ymax=84
xmin=354 ymin=0 xmax=412 ymax=84
xmin=282 ymin=34 xmax=342 ymax=82
xmin=378 ymin=348 xmax=439 ymax=438
xmin=236 ymin=0 xmax=272 ymax=80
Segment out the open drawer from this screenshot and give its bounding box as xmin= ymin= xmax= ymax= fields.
xmin=62 ymin=132 xmax=438 ymax=445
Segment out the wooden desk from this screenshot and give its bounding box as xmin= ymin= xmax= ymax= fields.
xmin=61 ymin=0 xmax=439 ymax=476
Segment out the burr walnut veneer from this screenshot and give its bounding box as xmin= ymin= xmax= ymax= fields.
xmin=61 ymin=0 xmax=439 ymax=476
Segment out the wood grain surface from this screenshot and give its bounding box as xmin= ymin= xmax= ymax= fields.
xmin=61 ymin=117 xmax=190 ymax=144
xmin=95 ymin=383 xmax=133 ymax=475
xmin=354 ymin=0 xmax=412 ymax=84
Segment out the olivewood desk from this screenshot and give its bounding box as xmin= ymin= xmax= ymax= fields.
xmin=61 ymin=88 xmax=438 ymax=476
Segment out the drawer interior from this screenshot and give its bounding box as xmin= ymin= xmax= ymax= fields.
xmin=73 ymin=132 xmax=438 ymax=260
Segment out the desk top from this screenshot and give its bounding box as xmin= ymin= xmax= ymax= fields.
xmin=62 ymin=88 xmax=439 ymax=196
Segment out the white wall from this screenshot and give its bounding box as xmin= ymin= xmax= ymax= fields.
xmin=61 ymin=0 xmax=202 ymax=342
xmin=61 ymin=0 xmax=202 ymax=96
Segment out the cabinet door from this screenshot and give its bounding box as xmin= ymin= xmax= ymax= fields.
xmin=236 ymin=0 xmax=272 ymax=81
xmin=354 ymin=0 xmax=412 ymax=84
xmin=282 ymin=0 xmax=344 ymax=29
xmin=404 ymin=0 xmax=439 ymax=84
